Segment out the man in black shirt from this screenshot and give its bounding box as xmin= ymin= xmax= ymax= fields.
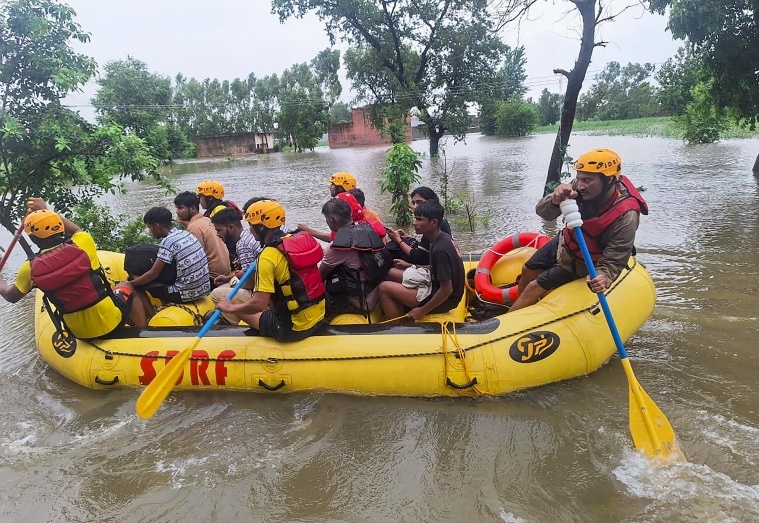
xmin=378 ymin=200 xmax=464 ymax=320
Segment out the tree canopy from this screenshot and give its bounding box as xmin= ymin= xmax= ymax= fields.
xmin=272 ymin=0 xmax=520 ymax=156
xmin=0 ymin=0 xmax=164 ymax=239
xmin=650 ymin=0 xmax=759 ymax=128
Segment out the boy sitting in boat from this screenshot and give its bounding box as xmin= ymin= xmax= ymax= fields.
xmin=0 ymin=198 xmax=131 ymax=339
xmin=318 ymin=197 xmax=392 ymax=317
xmin=118 ymin=207 xmax=210 ymax=327
xmin=217 ymin=200 xmax=325 ymax=342
xmin=377 ymin=200 xmax=465 ymax=321
xmin=509 ymin=148 xmax=648 ymax=312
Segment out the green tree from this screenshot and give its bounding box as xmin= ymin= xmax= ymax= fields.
xmin=679 ymin=81 xmax=728 ymax=144
xmin=478 ymin=46 xmax=529 ymax=136
xmin=273 ymin=0 xmax=515 ymax=157
xmin=577 ymin=61 xmax=657 ymax=121
xmin=650 ymin=0 xmax=759 ymax=128
xmin=329 ymin=102 xmax=352 ymax=123
xmin=654 ymin=47 xmax=699 ymax=116
xmin=310 ymin=48 xmax=342 ymax=105
xmin=277 ymin=62 xmax=330 ymax=152
xmin=495 ymin=99 xmax=537 ymax=137
xmin=537 ymin=89 xmax=562 ymax=126
xmin=92 ymin=57 xmax=172 ymax=135
xmin=0 ymin=0 xmax=165 ymax=246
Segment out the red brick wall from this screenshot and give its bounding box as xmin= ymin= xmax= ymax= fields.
xmin=329 ymin=108 xmax=411 ymax=149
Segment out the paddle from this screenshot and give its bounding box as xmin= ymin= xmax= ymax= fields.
xmin=135 ymin=262 xmax=257 ymax=420
xmin=0 ymin=212 xmax=29 ymax=272
xmin=560 ymin=200 xmax=681 ymax=461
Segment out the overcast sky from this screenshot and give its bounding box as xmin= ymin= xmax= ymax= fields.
xmin=62 ymin=0 xmax=682 ymax=118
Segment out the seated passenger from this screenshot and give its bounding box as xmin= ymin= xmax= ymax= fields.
xmin=378 ymin=200 xmax=464 ymax=321
xmin=319 ymin=198 xmax=392 ymax=316
xmin=209 ymin=207 xmax=263 ymax=325
xmin=196 ymin=180 xmax=243 ymax=268
xmin=217 ymin=200 xmax=325 ymax=342
xmin=0 ymin=198 xmax=131 ymax=339
xmin=386 ymin=186 xmax=453 ymax=267
xmin=119 ymin=207 xmax=210 ymax=327
xmin=348 ymin=187 xmax=384 ymax=227
xmin=174 ymin=191 xmax=231 ymax=284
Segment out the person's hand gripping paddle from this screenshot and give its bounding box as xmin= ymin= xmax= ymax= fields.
xmin=135 ymin=262 xmax=257 ymax=420
xmin=560 ymin=199 xmax=683 ymax=462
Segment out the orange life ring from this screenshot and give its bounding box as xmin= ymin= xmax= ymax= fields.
xmin=474 ymin=231 xmax=551 ymax=304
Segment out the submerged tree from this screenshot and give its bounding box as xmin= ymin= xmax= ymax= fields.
xmin=0 ymin=0 xmax=164 ymax=247
xmin=271 ymin=0 xmax=529 ymax=157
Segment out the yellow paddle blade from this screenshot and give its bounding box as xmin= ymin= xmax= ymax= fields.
xmin=622 ymin=360 xmax=684 ymax=462
xmin=135 ymin=340 xmax=199 ymax=420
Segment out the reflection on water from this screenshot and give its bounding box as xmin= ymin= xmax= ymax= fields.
xmin=2 ymin=133 xmax=759 ymax=521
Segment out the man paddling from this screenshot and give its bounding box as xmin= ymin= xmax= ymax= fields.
xmin=509 ymin=148 xmax=648 ymax=312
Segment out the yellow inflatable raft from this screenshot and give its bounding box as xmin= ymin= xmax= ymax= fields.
xmin=34 ymin=245 xmax=656 ymax=397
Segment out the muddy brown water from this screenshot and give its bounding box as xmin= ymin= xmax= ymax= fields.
xmin=1 ymin=133 xmax=758 ymax=522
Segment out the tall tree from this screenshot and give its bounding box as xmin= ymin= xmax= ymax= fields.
xmin=541 ymin=0 xmax=642 ymax=194
xmin=577 ymin=61 xmax=657 ymax=121
xmin=478 ymin=45 xmax=529 ymax=136
xmin=277 ymin=62 xmax=330 ymax=152
xmin=654 ymin=48 xmax=699 ymax=116
xmin=649 ymin=0 xmax=759 ymax=129
xmin=0 ymin=0 xmax=164 ymax=245
xmin=537 ymin=89 xmax=563 ymax=126
xmin=310 ymin=48 xmax=342 ymax=105
xmin=271 ymin=0 xmax=521 ymax=157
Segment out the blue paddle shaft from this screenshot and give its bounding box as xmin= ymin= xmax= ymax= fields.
xmin=197 ymin=262 xmax=256 ymax=338
xmin=572 ymin=228 xmax=630 ymax=360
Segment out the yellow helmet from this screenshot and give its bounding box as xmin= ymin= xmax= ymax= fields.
xmin=328 ymin=172 xmax=357 ymax=191
xmin=574 ymin=149 xmax=622 ymax=177
xmin=196 ymin=180 xmax=225 ymax=199
xmin=245 ymin=200 xmax=285 ymax=228
xmin=24 ymin=209 xmax=64 ymax=239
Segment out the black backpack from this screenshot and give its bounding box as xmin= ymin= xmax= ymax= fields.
xmin=124 ymin=243 xmax=177 ymax=285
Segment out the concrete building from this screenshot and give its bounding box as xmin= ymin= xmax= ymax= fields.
xmin=194 ymin=131 xmax=276 ymax=158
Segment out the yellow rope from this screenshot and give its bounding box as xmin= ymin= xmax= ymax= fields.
xmin=440 ymin=321 xmax=491 ymax=396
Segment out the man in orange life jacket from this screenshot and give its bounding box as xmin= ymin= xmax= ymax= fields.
xmin=0 ymin=198 xmax=130 ymax=339
xmin=217 ymin=200 xmax=326 ymax=342
xmin=509 ymin=148 xmax=648 ymax=312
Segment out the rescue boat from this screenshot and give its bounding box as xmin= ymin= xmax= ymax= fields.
xmin=33 ymin=234 xmax=656 ymax=397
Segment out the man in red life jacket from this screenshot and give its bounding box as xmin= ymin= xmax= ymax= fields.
xmin=0 ymin=198 xmax=130 ymax=339
xmin=217 ymin=200 xmax=325 ymax=342
xmin=509 ymin=148 xmax=649 ymax=312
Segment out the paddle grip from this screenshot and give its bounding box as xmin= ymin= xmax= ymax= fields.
xmin=198 ymin=261 xmax=257 ymax=338
xmin=560 ymin=200 xmax=629 ymax=360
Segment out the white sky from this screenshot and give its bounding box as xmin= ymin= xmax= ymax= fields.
xmin=62 ymin=0 xmax=682 ymax=119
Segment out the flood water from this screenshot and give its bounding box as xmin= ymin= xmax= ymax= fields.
xmin=1 ymin=133 xmax=758 ymax=522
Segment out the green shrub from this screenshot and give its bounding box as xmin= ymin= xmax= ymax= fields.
xmin=495 ymin=100 xmax=538 ymax=137
xmin=380 ymin=143 xmax=422 ymax=226
xmin=68 ymin=203 xmax=155 ymax=252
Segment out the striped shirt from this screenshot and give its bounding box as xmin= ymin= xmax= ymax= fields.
xmin=237 ymin=229 xmax=262 ymax=270
xmin=157 ymin=227 xmax=210 ymax=301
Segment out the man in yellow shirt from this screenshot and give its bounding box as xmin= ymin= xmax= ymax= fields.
xmin=0 ymin=198 xmax=129 ymax=339
xmin=217 ymin=200 xmax=325 ymax=342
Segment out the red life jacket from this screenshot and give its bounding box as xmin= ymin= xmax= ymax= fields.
xmin=267 ymin=232 xmax=326 ymax=312
xmin=30 ymin=242 xmax=112 ymax=313
xmin=563 ymin=176 xmax=649 ymax=262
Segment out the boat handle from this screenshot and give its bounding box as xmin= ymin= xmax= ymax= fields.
xmin=258 ymin=378 xmax=286 ymax=391
xmin=95 ymin=375 xmax=120 ymax=386
xmin=446 ymin=376 xmax=478 ymax=390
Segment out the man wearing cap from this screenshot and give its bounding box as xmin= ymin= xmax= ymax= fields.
xmin=217 ymin=200 xmax=325 ymax=341
xmin=0 ymin=198 xmax=131 ymax=338
xmin=509 ymin=148 xmax=648 ymax=312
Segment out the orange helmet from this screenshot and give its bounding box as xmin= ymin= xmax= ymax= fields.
xmin=24 ymin=210 xmax=64 ymax=239
xmin=328 ymin=172 xmax=357 ymax=191
xmin=574 ymin=149 xmax=622 ymax=177
xmin=245 ymin=200 xmax=285 ymax=228
xmin=196 ymin=180 xmax=225 ymax=199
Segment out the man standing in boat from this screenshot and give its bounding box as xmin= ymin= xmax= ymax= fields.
xmin=0 ymin=198 xmax=130 ymax=339
xmin=509 ymin=148 xmax=648 ymax=312
xmin=217 ymin=200 xmax=325 ymax=341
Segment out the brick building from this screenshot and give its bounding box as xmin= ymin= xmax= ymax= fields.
xmin=328 ymin=107 xmax=411 ymax=149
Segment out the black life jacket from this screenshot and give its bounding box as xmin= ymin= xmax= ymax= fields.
xmin=124 ymin=243 xmax=177 ymax=284
xmin=266 ymin=231 xmax=326 ymax=313
xmin=30 ymin=242 xmax=112 ymax=314
xmin=329 ymin=223 xmax=392 ymax=297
